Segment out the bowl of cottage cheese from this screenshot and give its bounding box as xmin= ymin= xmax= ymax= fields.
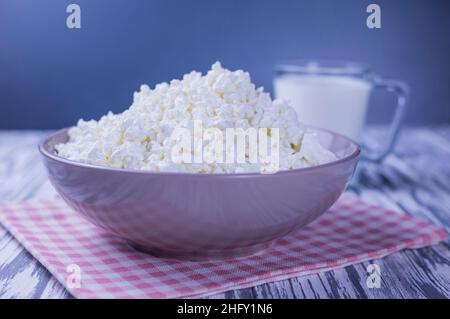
xmin=39 ymin=62 xmax=360 ymax=260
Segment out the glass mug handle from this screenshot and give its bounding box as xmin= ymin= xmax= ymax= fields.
xmin=363 ymin=75 xmax=409 ymax=162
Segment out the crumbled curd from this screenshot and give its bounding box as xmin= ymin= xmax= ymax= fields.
xmin=56 ymin=62 xmax=337 ymax=173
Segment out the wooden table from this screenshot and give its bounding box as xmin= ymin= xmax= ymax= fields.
xmin=0 ymin=126 xmax=449 ymax=299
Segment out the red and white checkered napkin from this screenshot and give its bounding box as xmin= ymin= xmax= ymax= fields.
xmin=0 ymin=193 xmax=447 ymax=299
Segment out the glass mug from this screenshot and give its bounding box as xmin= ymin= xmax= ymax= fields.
xmin=273 ymin=61 xmax=409 ymax=162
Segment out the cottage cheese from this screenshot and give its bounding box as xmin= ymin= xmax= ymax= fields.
xmin=55 ymin=62 xmax=337 ymax=173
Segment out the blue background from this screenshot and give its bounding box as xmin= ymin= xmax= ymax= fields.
xmin=0 ymin=0 xmax=449 ymax=129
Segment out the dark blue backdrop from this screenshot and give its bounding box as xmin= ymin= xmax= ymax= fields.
xmin=0 ymin=0 xmax=449 ymax=129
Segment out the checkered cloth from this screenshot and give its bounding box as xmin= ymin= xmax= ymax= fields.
xmin=0 ymin=193 xmax=446 ymax=298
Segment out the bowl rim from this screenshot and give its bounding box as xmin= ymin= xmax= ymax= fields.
xmin=38 ymin=126 xmax=360 ymax=178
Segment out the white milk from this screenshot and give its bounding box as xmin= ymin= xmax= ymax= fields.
xmin=274 ymin=75 xmax=372 ymax=142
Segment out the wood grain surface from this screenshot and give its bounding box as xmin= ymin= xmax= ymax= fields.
xmin=0 ymin=126 xmax=449 ymax=299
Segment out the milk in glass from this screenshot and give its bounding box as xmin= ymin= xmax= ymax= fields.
xmin=274 ymin=74 xmax=372 ymax=142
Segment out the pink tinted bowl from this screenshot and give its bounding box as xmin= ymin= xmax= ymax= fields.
xmin=39 ymin=127 xmax=359 ymax=261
